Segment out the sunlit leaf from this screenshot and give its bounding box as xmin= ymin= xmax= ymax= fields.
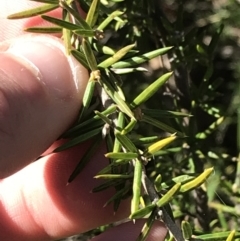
xmin=8 ymin=4 xmax=58 ymax=19
xmin=112 ymin=47 xmax=173 ymax=69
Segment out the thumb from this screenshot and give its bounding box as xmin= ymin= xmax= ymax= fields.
xmin=0 ymin=34 xmax=88 ymax=178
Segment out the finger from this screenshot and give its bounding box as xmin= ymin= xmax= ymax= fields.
xmin=0 ymin=142 xmax=130 ymax=241
xmin=91 ymin=220 xmax=167 ymax=241
xmin=0 ymin=34 xmax=88 ymax=178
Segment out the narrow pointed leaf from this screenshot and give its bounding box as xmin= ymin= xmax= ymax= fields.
xmin=7 ymin=4 xmax=58 ymax=19
xmin=41 ymin=15 xmax=81 ymax=30
xmin=63 ymin=105 xmax=116 ymax=137
xmin=100 ymin=77 xmax=135 ymax=119
xmin=180 ymin=167 xmax=214 ymax=192
xmin=112 ymin=67 xmax=148 ymax=74
xmin=24 ymin=26 xmax=62 ymax=33
xmin=95 ymin=110 xmax=112 ymax=125
xmin=121 ymin=118 xmax=137 ymax=135
xmin=105 ymin=152 xmax=138 ymax=159
xmin=154 ymin=174 xmax=162 ymax=192
xmin=93 ymin=43 xmax=116 ymax=55
xmin=60 ymin=1 xmax=92 ymax=30
xmin=195 ymin=116 xmax=224 ymax=139
xmin=68 ymin=136 xmax=101 ymax=183
xmin=131 ymin=72 xmax=172 ymax=108
xmin=141 ymin=109 xmax=192 ymax=118
xmin=71 ymin=49 xmax=89 ymax=69
xmin=54 ymin=127 xmax=102 ymax=152
xmin=112 ymin=47 xmax=173 ymax=69
xmin=73 ymin=29 xmax=95 ymax=37
xmin=161 ymin=174 xmax=195 ymax=189
xmin=115 ymin=133 xmax=138 ymax=153
xmin=130 ymin=203 xmax=155 ymax=219
xmin=145 ymin=135 xmax=177 ymax=156
xmin=98 ymin=44 xmax=136 ymax=68
xmin=78 ymin=80 xmax=96 ymax=121
xmin=97 ymin=159 xmax=130 ymax=175
xmin=181 ymin=221 xmax=192 ymax=240
xmin=86 ymin=0 xmax=99 ymax=27
xmin=226 ymin=230 xmax=236 ymax=241
xmin=131 ymin=159 xmax=142 ymax=214
xmin=195 ymin=231 xmax=240 ymax=241
xmin=136 ymin=209 xmax=156 ymax=241
xmin=62 ymin=10 xmax=72 ymax=55
xmin=94 ymin=174 xmax=133 ymax=179
xmin=142 ymin=115 xmax=185 ymax=137
xmin=98 ymin=10 xmax=124 ymax=30
xmin=82 ymin=38 xmax=98 ymax=71
xmin=103 ymin=185 xmax=131 ymax=207
xmin=156 ymin=183 xmax=181 ymax=207
xmin=92 ymin=179 xmax=125 ymax=193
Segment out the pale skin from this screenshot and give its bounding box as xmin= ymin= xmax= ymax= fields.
xmin=0 ymin=1 xmax=167 ymax=240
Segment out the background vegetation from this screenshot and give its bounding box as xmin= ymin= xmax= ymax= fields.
xmin=61 ymin=0 xmax=240 ymax=240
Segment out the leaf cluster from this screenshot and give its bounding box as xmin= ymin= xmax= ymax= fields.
xmin=8 ymin=1 xmax=240 ymax=241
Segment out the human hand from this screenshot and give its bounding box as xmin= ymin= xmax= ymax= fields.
xmin=0 ymin=1 xmax=167 ymax=240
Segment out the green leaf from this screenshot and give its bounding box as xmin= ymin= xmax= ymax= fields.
xmin=60 ymin=1 xmax=92 ymax=30
xmin=103 ymin=185 xmax=131 ymax=207
xmin=136 ymin=209 xmax=156 ymax=241
xmin=95 ymin=110 xmax=112 ymax=126
xmin=54 ymin=127 xmax=102 ymax=152
xmin=195 ymin=117 xmax=224 ymax=139
xmin=141 ymin=109 xmax=192 ymax=118
xmin=130 ymin=72 xmax=172 ymax=108
xmin=112 ymin=47 xmax=173 ymax=69
xmin=24 ymin=26 xmax=62 ymax=33
xmin=41 ymin=15 xmax=81 ymax=30
xmin=97 ymin=10 xmax=124 ymax=30
xmin=121 ymin=118 xmax=137 ymax=135
xmin=195 ymin=231 xmax=240 ymax=241
xmin=62 ymin=10 xmax=72 ymax=55
xmin=71 ymin=49 xmax=90 ymax=69
xmin=154 ymin=174 xmax=162 ymax=192
xmin=180 ymin=167 xmax=214 ymax=192
xmin=131 ymin=159 xmax=142 ymax=214
xmin=115 ymin=133 xmax=138 ymax=153
xmin=7 ymin=4 xmax=58 ymax=19
xmin=156 ymin=183 xmax=181 ymax=207
xmin=226 ymin=230 xmax=236 ymax=241
xmin=73 ymin=29 xmax=95 ymax=37
xmin=105 ymin=152 xmax=138 ymax=159
xmin=92 ymin=179 xmax=125 ymax=193
xmin=130 ymin=203 xmax=155 ymax=219
xmin=181 ymin=221 xmax=193 ymax=240
xmin=99 ymin=77 xmax=135 ymax=119
xmin=142 ymin=115 xmax=185 ymax=137
xmin=86 ymin=0 xmax=100 ymax=27
xmin=82 ymin=38 xmax=98 ymax=71
xmin=145 ymin=135 xmax=177 ymax=156
xmin=98 ymin=44 xmax=136 ymax=68
xmin=78 ymin=80 xmax=96 ymax=122
xmin=62 ymin=105 xmax=116 ymax=138
xmin=94 ymin=174 xmax=133 ymax=179
xmin=68 ymin=135 xmax=102 ymax=183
